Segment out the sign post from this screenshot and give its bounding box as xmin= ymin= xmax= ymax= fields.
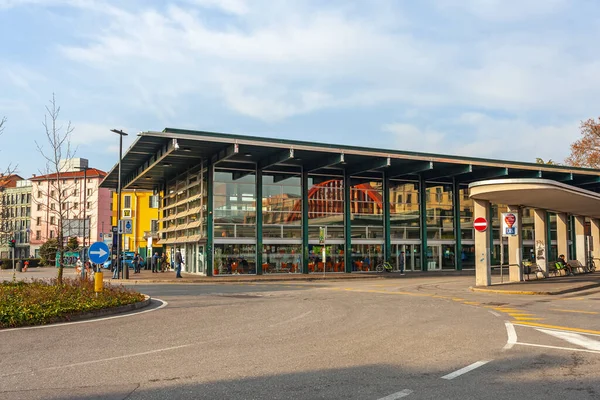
xmin=89 ymin=241 xmax=110 ymax=295
xmin=319 ymin=227 xmax=326 ymax=274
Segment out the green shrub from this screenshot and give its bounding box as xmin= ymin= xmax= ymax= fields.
xmin=0 ymin=278 xmax=145 ymax=328
xmin=0 ymin=259 xmax=14 ymax=270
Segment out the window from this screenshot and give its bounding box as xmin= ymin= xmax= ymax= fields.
xmin=63 ymin=189 xmax=68 ymax=197
xmin=407 ymin=193 xmax=412 ymax=204
xmin=73 ymin=189 xmax=78 ymax=196
xmin=50 ymin=230 xmax=54 ymax=238
xmin=37 ymin=204 xmax=41 ymax=211
xmin=63 ymin=202 xmax=69 ymax=211
xmin=50 ymin=216 xmax=55 ymax=225
xmin=50 ymin=190 xmax=55 ymax=198
xmin=36 ymin=217 xmax=41 ymax=226
xmin=50 ymin=203 xmax=55 ymax=210
xmin=36 ymin=231 xmax=41 ymax=240
xmin=124 ymin=195 xmax=131 ymax=209
xmin=88 ymin=178 xmax=92 ymax=183
xmin=73 ymin=202 xmax=79 ymax=210
xmin=149 ymin=195 xmax=160 ymax=209
xmin=87 ymin=202 xmax=91 ymax=209
xmin=151 ymin=219 xmax=159 ymax=232
xmin=87 ymin=188 xmax=92 ymax=196
xmin=37 ymin=191 xmax=41 ymax=198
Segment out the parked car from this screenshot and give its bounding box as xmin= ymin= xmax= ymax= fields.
xmin=102 ymin=252 xmax=140 ymax=269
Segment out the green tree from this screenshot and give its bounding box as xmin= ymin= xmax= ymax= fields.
xmin=39 ymin=238 xmax=59 ymax=266
xmin=67 ymin=236 xmax=79 ymax=251
xmin=535 ymin=158 xmax=558 ymax=165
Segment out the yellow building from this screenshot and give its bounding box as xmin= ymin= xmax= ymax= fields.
xmin=111 ymin=190 xmax=161 ymax=261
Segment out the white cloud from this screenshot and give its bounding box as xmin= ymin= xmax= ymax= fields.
xmin=382 ymin=123 xmax=447 ymax=153
xmin=436 ymin=0 xmax=566 ymax=22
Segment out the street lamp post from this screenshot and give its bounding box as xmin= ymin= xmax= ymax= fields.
xmin=111 ymin=129 xmax=129 ymax=279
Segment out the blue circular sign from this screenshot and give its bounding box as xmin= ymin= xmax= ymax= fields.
xmin=89 ymin=241 xmax=110 ymax=264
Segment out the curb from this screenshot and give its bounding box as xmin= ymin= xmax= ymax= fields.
xmin=470 ymin=283 xmax=600 ymax=296
xmin=66 ymin=295 xmax=152 ymax=322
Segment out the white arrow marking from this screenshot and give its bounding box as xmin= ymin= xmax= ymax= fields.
xmin=536 ymin=328 xmax=600 ymax=351
xmin=90 ymin=248 xmax=107 ymax=258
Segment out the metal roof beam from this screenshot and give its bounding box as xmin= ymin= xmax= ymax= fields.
xmin=572 ymin=176 xmax=600 ymax=186
xmin=258 ymin=148 xmax=294 ymax=170
xmin=304 ymin=153 xmax=345 ymax=172
xmin=421 ymin=164 xmax=472 ymax=180
xmin=122 ymin=139 xmax=177 ymax=189
xmin=211 ymin=143 xmax=240 ymax=164
xmin=507 ymin=169 xmax=542 ymax=179
xmin=458 ymin=167 xmax=508 ymax=183
xmin=388 ymin=161 xmax=433 ymax=178
xmin=345 ymin=157 xmax=391 ymax=176
xmin=540 ymin=171 xmax=573 ymax=182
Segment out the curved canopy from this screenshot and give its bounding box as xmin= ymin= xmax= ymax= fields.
xmin=469 ymin=179 xmax=600 ymax=218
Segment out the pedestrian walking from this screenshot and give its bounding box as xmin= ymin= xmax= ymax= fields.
xmin=174 ymin=248 xmax=183 ymax=278
xmin=76 ymin=257 xmax=85 ymax=279
xmin=133 ymin=253 xmax=140 ymax=273
xmin=160 ymin=253 xmax=167 ymax=272
xmin=152 ymin=252 xmax=159 ymax=273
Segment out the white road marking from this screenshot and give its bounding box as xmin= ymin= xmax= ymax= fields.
xmin=515 ymin=342 xmax=600 ymax=355
xmin=0 ymin=298 xmax=168 ymax=332
xmin=377 ymin=389 xmax=413 ymax=399
xmin=536 ymin=328 xmax=600 ymax=351
xmin=504 ymin=322 xmax=517 ymax=350
xmin=268 ymin=311 xmax=313 ymax=328
xmin=488 ymin=310 xmax=501 ymax=317
xmin=42 ymin=343 xmax=196 ymax=371
xmin=441 ymin=361 xmax=490 ymax=380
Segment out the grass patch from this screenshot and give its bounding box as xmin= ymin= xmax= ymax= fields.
xmin=0 ymin=278 xmax=145 ymax=329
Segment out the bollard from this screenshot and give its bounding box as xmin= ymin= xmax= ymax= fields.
xmin=94 ymin=271 xmax=103 ymax=294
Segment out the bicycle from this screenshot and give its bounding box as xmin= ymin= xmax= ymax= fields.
xmin=376 ymin=261 xmax=393 ymax=273
xmin=587 ymin=259 xmax=596 ymax=273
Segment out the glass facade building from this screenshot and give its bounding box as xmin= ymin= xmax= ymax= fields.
xmin=101 ymin=129 xmax=600 ymax=276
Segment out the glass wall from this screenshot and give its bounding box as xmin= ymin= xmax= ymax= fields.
xmin=307 ymin=176 xmax=345 ymax=240
xmin=390 ymin=180 xmax=420 ymax=239
xmin=426 ymin=183 xmax=454 ymax=240
xmin=213 ymin=170 xmax=256 ymax=239
xmin=263 ymin=244 xmax=302 ymax=273
xmin=459 ymin=187 xmax=473 ymax=241
xmin=308 ymin=244 xmax=345 ymax=272
xmin=350 ymin=180 xmax=384 ymax=239
xmin=262 ymin=175 xmax=302 ymax=239
xmin=350 ymin=244 xmax=383 ymax=272
xmin=214 ymin=244 xmax=256 ymax=275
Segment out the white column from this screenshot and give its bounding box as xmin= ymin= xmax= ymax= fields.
xmin=574 ymin=216 xmax=586 ymax=266
xmin=556 ymin=213 xmax=569 ymax=260
xmin=533 ymin=209 xmax=548 ymax=276
xmin=507 ymin=205 xmax=522 ymax=282
xmin=591 ymin=219 xmax=600 ymax=263
xmin=474 ymin=199 xmax=491 ymax=286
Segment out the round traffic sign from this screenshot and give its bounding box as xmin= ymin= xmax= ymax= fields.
xmin=473 ymin=217 xmax=488 ymax=232
xmin=89 ymin=241 xmax=110 ymax=264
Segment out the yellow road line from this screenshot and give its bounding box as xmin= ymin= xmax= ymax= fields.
xmin=513 ymin=317 xmax=544 ymax=321
xmin=463 ymin=301 xmax=480 ymax=305
xmin=452 ymin=298 xmax=465 ymax=301
xmin=512 ymin=321 xmax=600 ymax=335
xmin=550 ymin=309 xmax=598 ymax=315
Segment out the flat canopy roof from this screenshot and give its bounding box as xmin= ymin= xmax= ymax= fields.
xmin=469 ymin=179 xmax=600 ymax=218
xmin=101 ymin=128 xmax=600 ymax=192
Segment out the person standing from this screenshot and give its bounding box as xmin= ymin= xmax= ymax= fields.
xmin=133 ymin=253 xmax=140 ymax=274
xmin=174 ymin=248 xmax=183 ymax=278
xmin=76 ymin=257 xmax=84 ymax=279
xmin=399 ymin=251 xmax=405 ymax=275
xmin=151 ymin=252 xmax=159 ymax=273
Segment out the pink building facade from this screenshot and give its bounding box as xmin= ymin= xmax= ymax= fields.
xmin=29 ymin=163 xmax=112 ymax=257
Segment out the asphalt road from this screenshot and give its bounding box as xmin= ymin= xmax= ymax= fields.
xmin=2 ymin=277 xmax=600 ymax=399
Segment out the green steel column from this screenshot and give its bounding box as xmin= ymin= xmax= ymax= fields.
xmin=452 ymin=178 xmax=462 ymax=271
xmin=383 ymin=172 xmax=391 ymax=263
xmin=256 ymin=168 xmax=263 ymax=275
xmin=301 ymin=169 xmax=309 ymax=274
xmin=206 ymin=161 xmax=214 ymax=277
xmin=546 ymin=212 xmax=552 ymax=262
xmin=489 ymin=203 xmax=495 ymax=264
xmin=569 ymin=215 xmax=576 ymax=260
xmin=344 ymin=172 xmax=352 ymax=273
xmin=418 ymin=176 xmax=428 ymax=271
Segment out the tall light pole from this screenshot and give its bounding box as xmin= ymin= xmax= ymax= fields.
xmin=111 ymin=129 xmax=128 ymax=279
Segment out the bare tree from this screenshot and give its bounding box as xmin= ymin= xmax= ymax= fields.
xmin=34 ymin=94 xmax=76 ymax=284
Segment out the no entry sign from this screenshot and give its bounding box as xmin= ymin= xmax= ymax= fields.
xmin=473 ymin=217 xmax=488 ymax=232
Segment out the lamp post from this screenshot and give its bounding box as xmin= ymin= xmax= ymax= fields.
xmin=111 ymin=129 xmax=128 ymax=279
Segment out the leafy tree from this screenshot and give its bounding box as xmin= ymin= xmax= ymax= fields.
xmin=565 ymin=118 xmax=600 ymax=168
xmin=39 ymin=238 xmax=59 ymax=266
xmin=535 ymin=158 xmax=558 ymax=165
xmin=67 ymin=236 xmax=79 ymax=251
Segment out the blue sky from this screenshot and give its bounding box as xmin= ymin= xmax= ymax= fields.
xmin=1 ymin=0 xmax=599 ymax=178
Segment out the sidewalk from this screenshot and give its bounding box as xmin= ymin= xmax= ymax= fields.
xmin=471 ymin=272 xmax=600 ymax=295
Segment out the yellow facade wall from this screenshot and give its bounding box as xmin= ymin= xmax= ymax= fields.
xmin=111 ymin=190 xmax=160 ymax=258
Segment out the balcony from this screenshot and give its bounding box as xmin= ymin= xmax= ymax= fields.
xmin=143 ymin=230 xmax=160 ymax=240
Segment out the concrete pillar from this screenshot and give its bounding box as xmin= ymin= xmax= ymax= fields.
xmin=591 ymin=219 xmax=600 ymax=262
xmin=556 ymin=213 xmax=569 ymax=261
xmin=474 ymin=199 xmax=491 ymax=286
xmin=533 ymin=209 xmax=548 ymax=276
xmin=574 ymin=216 xmax=586 ymax=266
xmin=507 ymin=205 xmax=522 ymax=282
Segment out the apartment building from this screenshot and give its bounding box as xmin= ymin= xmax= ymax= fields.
xmin=0 ymin=175 xmax=31 ymax=258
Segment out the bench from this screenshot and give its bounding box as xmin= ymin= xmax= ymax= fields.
xmin=522 ymin=263 xmax=544 ymax=280
xmin=568 ymin=260 xmax=590 ymax=274
xmin=548 ymin=262 xmax=573 ymax=277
